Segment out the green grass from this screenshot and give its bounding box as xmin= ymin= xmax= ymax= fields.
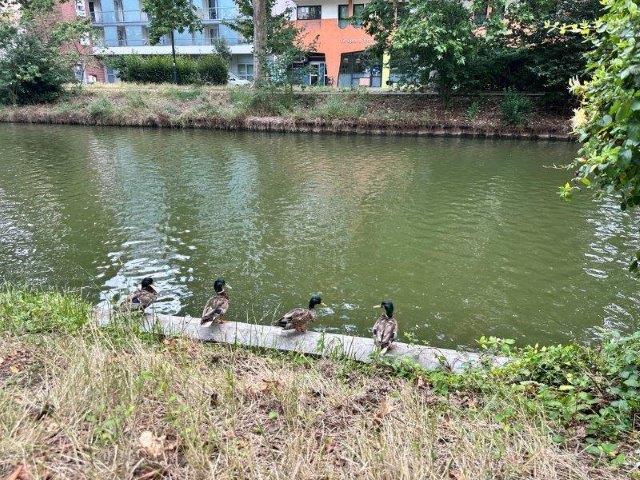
xmin=311 ymin=94 xmax=367 ymax=120
xmin=164 ymin=86 xmax=202 ymax=101
xmin=0 ymin=287 xmax=637 ymax=478
xmin=0 ymin=286 xmax=90 ymax=334
xmin=87 ymin=97 xmax=114 ymax=118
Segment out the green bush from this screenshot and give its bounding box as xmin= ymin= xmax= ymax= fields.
xmin=313 ymin=93 xmax=366 ymax=120
xmin=0 ymin=34 xmax=73 ymax=105
xmin=465 ymin=100 xmax=481 ymax=120
xmin=229 ymin=86 xmax=296 ymax=116
xmin=478 ymin=330 xmax=640 ymax=458
xmin=195 ymin=55 xmax=227 ymax=85
xmin=88 ymin=97 xmax=115 ymax=118
xmin=500 ymin=90 xmax=532 ymax=125
xmin=112 ymin=54 xmax=227 ymax=85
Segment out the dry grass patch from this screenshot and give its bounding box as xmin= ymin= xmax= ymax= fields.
xmin=0 ymin=329 xmax=626 ymax=480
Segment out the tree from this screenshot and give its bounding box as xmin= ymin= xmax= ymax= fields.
xmin=361 ymin=0 xmax=475 ymax=91
xmin=0 ymin=0 xmax=91 ymax=104
xmin=227 ymin=0 xmax=312 ymax=85
xmin=141 ymin=0 xmax=202 ymax=83
xmin=484 ymin=0 xmax=602 ymax=93
xmin=560 ymin=0 xmax=640 ymax=269
xmin=252 ymin=0 xmax=267 ymax=86
xmin=361 ymin=0 xmax=601 ymax=93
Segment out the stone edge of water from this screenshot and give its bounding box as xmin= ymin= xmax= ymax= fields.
xmin=94 ymin=306 xmax=508 ymax=373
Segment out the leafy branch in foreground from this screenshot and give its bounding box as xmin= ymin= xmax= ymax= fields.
xmin=559 ymin=0 xmax=640 ymax=269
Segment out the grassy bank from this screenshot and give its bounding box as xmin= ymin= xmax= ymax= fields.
xmin=0 ymin=84 xmax=573 ymax=140
xmin=1 ymin=288 xmax=637 ymax=479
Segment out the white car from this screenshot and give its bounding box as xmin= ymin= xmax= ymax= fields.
xmin=227 ymin=73 xmax=251 ymax=86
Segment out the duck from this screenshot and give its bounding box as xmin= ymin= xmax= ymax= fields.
xmin=275 ymin=295 xmax=325 ymax=333
xmin=120 ymin=277 xmax=158 ymax=312
xmin=201 ymin=278 xmax=230 ymax=326
xmin=372 ymin=300 xmax=397 ymax=354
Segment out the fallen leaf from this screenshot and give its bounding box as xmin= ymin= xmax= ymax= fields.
xmin=209 ymin=391 xmax=219 ymax=408
xmin=9 ymin=365 xmax=20 ymax=374
xmin=138 ymin=431 xmax=165 ymax=459
xmin=4 ymin=464 xmax=31 ymax=480
xmin=373 ymin=398 xmax=396 ymax=425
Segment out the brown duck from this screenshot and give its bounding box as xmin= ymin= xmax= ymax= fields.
xmin=372 ymin=300 xmax=397 ymax=354
xmin=275 ymin=295 xmax=325 ymax=332
xmin=201 ymin=278 xmax=230 ymax=326
xmin=120 ymin=277 xmax=158 ymax=312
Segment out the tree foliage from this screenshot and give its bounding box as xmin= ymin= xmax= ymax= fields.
xmin=361 ymin=0 xmax=601 ymax=93
xmin=141 ymin=0 xmax=202 ymax=45
xmin=362 ymin=0 xmax=474 ymax=91
xmin=226 ymin=0 xmax=313 ymax=85
xmin=560 ymin=0 xmax=640 ymax=268
xmin=0 ymin=0 xmax=90 ymax=104
xmin=486 ymin=0 xmax=602 ymax=93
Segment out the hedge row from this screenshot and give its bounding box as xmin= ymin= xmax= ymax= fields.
xmin=111 ymin=55 xmax=228 ymax=85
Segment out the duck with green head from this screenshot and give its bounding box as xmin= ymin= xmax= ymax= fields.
xmin=120 ymin=277 xmax=158 ymax=312
xmin=275 ymin=295 xmax=325 ymax=333
xmin=201 ymin=278 xmax=230 ymax=326
xmin=372 ymin=300 xmax=397 ymax=354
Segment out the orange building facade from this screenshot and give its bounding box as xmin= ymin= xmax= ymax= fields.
xmin=293 ymin=0 xmax=385 ymax=88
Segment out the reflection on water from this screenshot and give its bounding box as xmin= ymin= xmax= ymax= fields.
xmin=0 ymin=124 xmax=638 ymax=348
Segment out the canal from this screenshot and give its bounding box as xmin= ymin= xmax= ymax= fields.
xmin=0 ymin=124 xmax=638 ymax=348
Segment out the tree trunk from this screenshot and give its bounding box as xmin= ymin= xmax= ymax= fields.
xmin=252 ymin=0 xmax=267 ymax=87
xmin=170 ymin=30 xmax=178 ymax=84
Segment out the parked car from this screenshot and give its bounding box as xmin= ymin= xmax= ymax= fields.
xmin=227 ymin=73 xmax=251 ymax=86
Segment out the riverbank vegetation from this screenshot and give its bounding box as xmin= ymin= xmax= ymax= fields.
xmin=0 ymin=287 xmax=638 ymax=478
xmin=0 ymin=83 xmax=571 ymax=138
xmin=109 ymin=55 xmax=228 ymax=86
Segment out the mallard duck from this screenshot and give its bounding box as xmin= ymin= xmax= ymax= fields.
xmin=120 ymin=277 xmax=158 ymax=312
xmin=372 ymin=300 xmax=397 ymax=354
xmin=201 ymin=278 xmax=230 ymax=326
xmin=275 ymin=295 xmax=325 ymax=333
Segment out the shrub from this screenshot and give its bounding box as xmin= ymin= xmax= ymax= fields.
xmin=0 ymin=34 xmax=73 ymax=105
xmin=229 ymin=86 xmax=296 ymax=116
xmin=125 ymin=91 xmax=147 ymax=108
xmin=88 ymin=97 xmax=115 ymax=118
xmin=465 ymin=100 xmax=481 ymax=120
xmin=195 ymin=55 xmax=227 ymax=85
xmin=313 ymin=93 xmax=366 ymax=120
xmin=479 ymin=329 xmax=640 ymax=455
xmin=112 ymin=54 xmax=227 ymax=85
xmin=500 ymin=90 xmax=532 ymax=125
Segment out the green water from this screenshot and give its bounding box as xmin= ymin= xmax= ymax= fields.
xmin=0 ymin=124 xmax=638 ymax=347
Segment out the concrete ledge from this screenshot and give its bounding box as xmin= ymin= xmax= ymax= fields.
xmin=94 ymin=307 xmax=508 ymax=372
xmin=0 ymin=116 xmax=573 ymax=142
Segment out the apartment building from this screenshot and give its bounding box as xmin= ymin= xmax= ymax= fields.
xmin=62 ymin=0 xmax=254 ymax=82
xmin=292 ymin=0 xmax=389 ymax=88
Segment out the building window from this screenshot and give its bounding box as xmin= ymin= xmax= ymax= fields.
xmin=141 ymin=26 xmax=149 ymax=45
xmin=206 ymin=25 xmax=219 ymax=44
xmin=117 ymin=26 xmax=127 ymax=46
xmin=106 ymin=67 xmax=119 ymax=83
xmin=338 ymin=4 xmax=348 ymax=28
xmin=353 ymin=4 xmax=364 ymax=26
xmin=238 ymin=63 xmax=254 ymax=81
xmin=114 ymin=0 xmax=124 ymax=21
xmin=296 ymin=5 xmax=321 ymax=20
xmin=92 ymin=27 xmax=105 ymax=46
xmin=88 ymin=0 xmax=101 ymax=22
